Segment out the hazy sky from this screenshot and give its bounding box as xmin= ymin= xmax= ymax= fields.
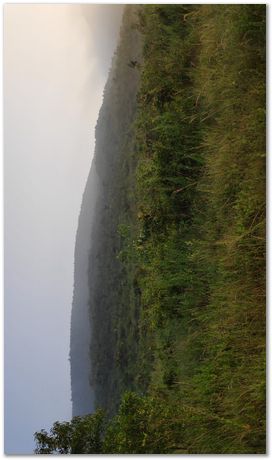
xmin=4 ymin=4 xmax=123 ymax=454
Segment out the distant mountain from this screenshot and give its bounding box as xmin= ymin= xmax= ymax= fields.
xmin=70 ymin=5 xmax=142 ymax=417
xmin=70 ymin=162 xmax=98 ymax=416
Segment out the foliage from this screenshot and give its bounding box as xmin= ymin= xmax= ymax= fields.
xmin=132 ymin=3 xmax=266 ymax=454
xmin=103 ymin=391 xmax=186 ymax=454
xmin=86 ymin=5 xmax=143 ymax=414
xmin=34 ymin=410 xmax=104 ymax=454
xmin=67 ymin=3 xmax=265 ymax=455
xmin=34 ymin=393 xmax=187 ymax=454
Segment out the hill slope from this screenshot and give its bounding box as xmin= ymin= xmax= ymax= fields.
xmin=70 ymin=5 xmax=142 ymax=417
xmin=69 ymin=4 xmax=265 ymax=453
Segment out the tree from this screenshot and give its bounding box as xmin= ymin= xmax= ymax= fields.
xmin=34 ymin=410 xmax=104 ymax=454
xmin=128 ymin=59 xmax=139 ymax=68
xmin=34 ymin=392 xmax=187 ymax=454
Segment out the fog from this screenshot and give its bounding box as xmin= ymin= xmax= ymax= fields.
xmin=4 ymin=4 xmax=123 ymax=454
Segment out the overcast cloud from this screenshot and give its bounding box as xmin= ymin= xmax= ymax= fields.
xmin=4 ymin=4 xmax=123 ymax=454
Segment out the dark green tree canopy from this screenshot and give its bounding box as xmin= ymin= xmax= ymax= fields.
xmin=34 ymin=410 xmax=104 ymax=454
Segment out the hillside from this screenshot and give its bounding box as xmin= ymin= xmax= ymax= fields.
xmin=88 ymin=5 xmax=142 ymax=414
xmin=70 ymin=5 xmax=142 ymax=417
xmin=66 ymin=4 xmax=265 ymax=454
xmin=70 ymin=162 xmax=97 ymax=416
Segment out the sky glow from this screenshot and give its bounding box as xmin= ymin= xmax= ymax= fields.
xmin=4 ymin=4 xmax=123 ymax=453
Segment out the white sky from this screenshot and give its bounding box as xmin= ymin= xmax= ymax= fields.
xmin=4 ymin=4 xmax=123 ymax=454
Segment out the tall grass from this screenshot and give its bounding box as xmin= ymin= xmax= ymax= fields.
xmin=132 ymin=4 xmax=265 ymax=453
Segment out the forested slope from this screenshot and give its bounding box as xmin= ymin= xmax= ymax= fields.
xmin=88 ymin=5 xmax=142 ymax=414
xmin=70 ymin=5 xmax=142 ymax=417
xmin=70 ymin=162 xmax=98 ymax=416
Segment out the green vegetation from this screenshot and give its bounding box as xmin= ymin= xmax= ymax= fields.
xmin=87 ymin=5 xmax=143 ymax=414
xmin=35 ymin=392 xmax=188 ymax=454
xmin=128 ymin=4 xmax=266 ymax=454
xmin=34 ymin=411 xmax=104 ymax=454
xmin=40 ymin=4 xmax=265 ymax=454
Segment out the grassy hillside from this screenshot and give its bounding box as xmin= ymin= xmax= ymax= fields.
xmin=117 ymin=4 xmax=266 ymax=454
xmin=35 ymin=4 xmax=265 ymax=455
xmin=89 ymin=3 xmax=266 ymax=453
